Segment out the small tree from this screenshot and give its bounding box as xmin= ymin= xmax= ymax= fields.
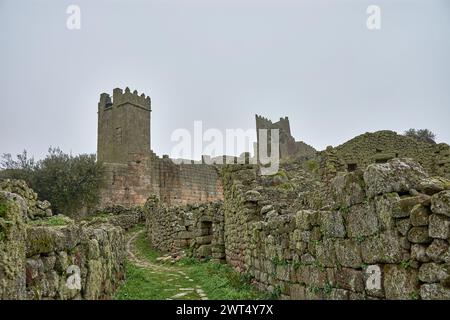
xmin=0 ymin=150 xmax=36 ymax=182
xmin=404 ymin=128 xmax=436 ymax=144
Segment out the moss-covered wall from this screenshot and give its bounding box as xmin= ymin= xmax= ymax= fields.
xmin=0 ymin=186 xmax=126 ymax=300
xmin=221 ymin=159 xmax=450 ymax=300
xmin=0 ymin=192 xmax=27 ymax=299
xmin=329 ymin=131 xmax=450 ymax=179
xmin=144 ymin=197 xmax=225 ymax=262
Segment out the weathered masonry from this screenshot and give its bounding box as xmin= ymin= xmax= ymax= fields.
xmin=97 ymin=88 xmax=223 ymax=207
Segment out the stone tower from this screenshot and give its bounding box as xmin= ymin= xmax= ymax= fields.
xmin=97 ymin=87 xmax=151 ymax=163
xmin=255 ymin=114 xmax=316 ymax=160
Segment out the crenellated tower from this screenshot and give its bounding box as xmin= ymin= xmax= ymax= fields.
xmin=255 ymin=114 xmax=316 ymax=160
xmin=97 ymin=87 xmax=151 ymax=163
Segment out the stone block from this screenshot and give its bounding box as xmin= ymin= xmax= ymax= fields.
xmin=361 ymin=232 xmax=403 ymax=264
xmin=418 ymin=262 xmax=449 ymax=283
xmin=420 ymin=283 xmax=450 ymax=300
xmin=334 ymin=239 xmax=362 ymax=268
xmin=289 ymin=284 xmax=306 ymax=300
xmin=295 ymin=210 xmax=317 ymax=231
xmin=418 ymin=177 xmax=450 ymax=195
xmin=392 ymin=197 xmax=421 ymax=218
xmin=335 ymin=268 xmax=364 ymax=293
xmin=319 ymin=211 xmax=346 ymax=238
xmin=410 ymin=244 xmax=430 ymax=263
xmin=363 ymin=158 xmax=428 ymax=198
xmin=315 ymin=239 xmax=337 ymax=267
xmin=383 ymin=265 xmax=419 ymax=300
xmin=431 ymin=190 xmax=450 ymax=217
xmin=374 ymin=193 xmax=400 ymax=231
xmin=346 ymin=203 xmax=379 ymax=238
xmin=407 ymin=227 xmax=431 ymax=244
xmin=330 ymin=170 xmax=366 ymax=209
xmin=429 ymin=214 xmax=450 ymax=239
xmin=410 ymin=204 xmax=430 ymax=226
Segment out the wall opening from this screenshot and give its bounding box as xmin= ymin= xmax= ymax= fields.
xmin=200 ymin=221 xmax=213 ymax=237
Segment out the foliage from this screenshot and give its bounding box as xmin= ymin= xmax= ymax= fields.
xmin=306 ymin=159 xmax=319 ymax=174
xmin=28 ymin=215 xmax=72 ymax=226
xmin=0 ymin=148 xmax=104 ymax=216
xmin=0 ymin=150 xmax=36 ymax=182
xmin=0 ymin=202 xmax=7 ymax=218
xmin=404 ymin=128 xmax=436 ymax=144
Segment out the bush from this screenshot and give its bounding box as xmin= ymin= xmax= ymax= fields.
xmin=404 ymin=128 xmax=436 ymax=144
xmin=0 ymin=148 xmax=104 ymax=216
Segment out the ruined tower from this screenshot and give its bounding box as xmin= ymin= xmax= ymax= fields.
xmin=97 ymin=87 xmax=151 ymax=163
xmin=255 ymin=114 xmax=316 ymax=160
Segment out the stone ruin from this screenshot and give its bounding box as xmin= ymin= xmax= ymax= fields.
xmin=0 ymin=180 xmax=126 ymax=300
xmin=2 ymin=87 xmax=450 ymax=300
xmin=97 ymin=88 xmax=223 ymax=209
xmin=146 ymin=158 xmax=450 ymax=300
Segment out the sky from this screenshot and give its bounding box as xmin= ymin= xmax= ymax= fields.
xmin=0 ymin=0 xmax=449 ymax=161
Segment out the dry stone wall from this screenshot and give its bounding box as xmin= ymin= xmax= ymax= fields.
xmin=144 ymin=196 xmax=225 ymax=262
xmin=328 ymin=131 xmax=450 ymax=179
xmin=221 ymin=159 xmax=450 ymax=300
xmin=0 ymin=181 xmax=126 ymax=300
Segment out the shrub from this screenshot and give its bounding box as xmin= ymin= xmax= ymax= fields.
xmin=0 ymin=148 xmax=104 ymax=216
xmin=404 ymin=128 xmax=436 ymax=144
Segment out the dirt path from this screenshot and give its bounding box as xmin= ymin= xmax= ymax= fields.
xmin=125 ymin=229 xmax=209 ymax=300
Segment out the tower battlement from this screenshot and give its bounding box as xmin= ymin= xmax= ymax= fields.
xmin=98 ymin=87 xmax=151 ymax=163
xmin=99 ymin=87 xmax=151 ymax=111
xmin=255 ymin=114 xmax=290 ymax=134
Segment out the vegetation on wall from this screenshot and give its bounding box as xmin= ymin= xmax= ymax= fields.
xmin=0 ymin=148 xmax=104 ymax=216
xmin=404 ymin=128 xmax=436 ymax=144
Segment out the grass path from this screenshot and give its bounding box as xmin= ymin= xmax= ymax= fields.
xmin=124 ymin=229 xmax=208 ymax=300
xmin=115 ymin=226 xmax=273 ymax=300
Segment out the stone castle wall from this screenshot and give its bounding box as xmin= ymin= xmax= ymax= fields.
xmin=97 ymin=88 xmax=223 ymax=209
xmin=99 ymin=154 xmax=223 ymax=208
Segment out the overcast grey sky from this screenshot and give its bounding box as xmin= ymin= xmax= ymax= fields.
xmin=0 ymin=0 xmax=449 ymax=160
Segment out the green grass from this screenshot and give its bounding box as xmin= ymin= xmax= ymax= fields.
xmin=134 ymin=229 xmax=161 ymax=262
xmin=0 ymin=202 xmax=8 ymax=218
xmin=181 ymin=259 xmax=273 ymax=300
xmin=28 ymin=215 xmax=72 ymax=226
xmin=115 ymin=228 xmax=272 ymax=300
xmin=115 ymin=262 xmax=199 ymax=300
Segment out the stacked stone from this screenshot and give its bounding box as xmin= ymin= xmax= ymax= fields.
xmin=211 ymin=203 xmax=225 ymax=262
xmin=221 ymin=158 xmax=450 ymax=300
xmin=144 ymin=198 xmax=226 ymax=262
xmin=25 ymin=221 xmax=125 ymax=300
xmin=331 ymin=130 xmax=450 ymax=179
xmin=0 ymin=186 xmax=126 ymax=300
xmin=0 ymin=179 xmax=52 ymax=219
xmin=97 ymin=205 xmax=144 ymax=230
